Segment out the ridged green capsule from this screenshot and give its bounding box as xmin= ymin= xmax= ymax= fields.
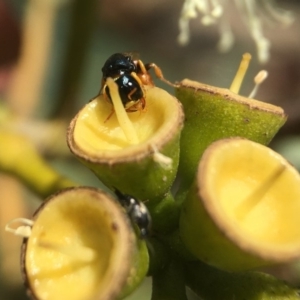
xmin=176 ymin=79 xmax=287 ymax=189
xmin=21 ymin=187 xmax=149 ymax=300
xmin=67 ymin=86 xmax=184 ymax=202
xmin=180 ymin=138 xmax=300 ymax=271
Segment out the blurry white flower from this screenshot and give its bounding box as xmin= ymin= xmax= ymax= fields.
xmin=177 ymin=0 xmax=294 ymax=63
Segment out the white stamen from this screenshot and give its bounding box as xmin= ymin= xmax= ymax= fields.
xmin=254 ymin=70 xmax=268 ymax=84
xmin=211 ymin=6 xmax=223 ymax=18
xmin=248 ymin=70 xmax=268 ymax=98
xmin=178 ymin=18 xmax=191 ymax=45
xmin=256 ymin=38 xmax=271 ymax=64
xmin=263 ymin=1 xmax=294 ymax=25
xmin=240 ymin=0 xmax=271 ymax=63
xmin=177 ymin=0 xmax=294 ymax=63
xmin=211 ymin=0 xmax=223 ymax=18
xmin=195 ymin=0 xmax=210 ymax=15
xmin=217 ymin=18 xmax=235 ymax=52
xmin=151 ymin=145 xmax=173 ymax=170
xmin=5 ymin=218 xmax=34 ymax=238
xmin=201 ymin=15 xmax=216 ymax=25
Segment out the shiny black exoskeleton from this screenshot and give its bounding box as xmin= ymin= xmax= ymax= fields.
xmin=101 ymin=52 xmax=174 ymax=121
xmin=104 ymin=73 xmax=145 ymax=110
xmin=101 ymin=53 xmax=146 ymax=119
xmin=114 ymin=189 xmax=151 ymax=239
xmin=101 ymin=53 xmax=136 ymax=82
xmin=101 ymin=52 xmax=173 ymax=92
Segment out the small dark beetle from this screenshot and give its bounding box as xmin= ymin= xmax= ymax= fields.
xmin=104 ymin=73 xmax=146 ymax=112
xmin=101 ymin=52 xmax=169 ymax=89
xmin=114 ymin=189 xmax=151 ymax=239
xmin=100 ymin=52 xmax=174 ymax=121
xmin=101 ymin=53 xmax=137 ymax=87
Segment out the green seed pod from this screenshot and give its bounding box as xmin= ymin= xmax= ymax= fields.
xmin=186 ymin=261 xmax=300 ymax=300
xmin=67 ymin=84 xmax=184 ymax=202
xmin=21 ymin=187 xmax=149 ymax=300
xmin=176 ymin=79 xmax=287 ymax=189
xmin=180 ymin=138 xmax=300 ymax=271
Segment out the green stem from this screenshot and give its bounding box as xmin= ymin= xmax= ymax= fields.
xmin=148 ymin=191 xmax=180 ymax=233
xmin=160 ymin=229 xmax=195 ymax=262
xmin=0 ymin=131 xmax=77 ymax=198
xmin=147 ymin=238 xmax=170 ymax=276
xmin=151 ymin=258 xmax=188 ymax=300
xmin=174 ymin=180 xmax=190 ymax=206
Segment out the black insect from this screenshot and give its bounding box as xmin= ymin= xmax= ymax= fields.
xmin=104 ymin=73 xmax=146 ymax=112
xmin=100 ymin=52 xmax=174 ymax=121
xmin=101 ymin=53 xmax=137 ymax=88
xmin=101 ymin=53 xmax=146 ymax=121
xmin=114 ymin=189 xmax=151 ymax=239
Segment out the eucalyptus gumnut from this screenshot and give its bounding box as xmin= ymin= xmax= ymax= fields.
xmin=67 ymin=80 xmax=184 ymax=203
xmin=180 ymin=138 xmax=300 ymax=271
xmin=21 ymin=187 xmax=149 ymax=300
xmin=176 ymin=79 xmax=287 ymax=189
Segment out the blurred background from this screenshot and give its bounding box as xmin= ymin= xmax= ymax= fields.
xmin=0 ymin=0 xmax=299 ymax=299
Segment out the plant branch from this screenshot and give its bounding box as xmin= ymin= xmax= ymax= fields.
xmin=0 ymin=130 xmax=77 ymax=198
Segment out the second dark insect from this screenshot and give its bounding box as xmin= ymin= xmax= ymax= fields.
xmin=114 ymin=189 xmax=151 ymax=239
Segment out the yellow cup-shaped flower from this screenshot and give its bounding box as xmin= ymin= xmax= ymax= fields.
xmin=180 ymin=138 xmax=300 ymax=271
xmin=21 ymin=187 xmax=149 ymax=300
xmin=67 ymin=83 xmax=184 ymax=202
